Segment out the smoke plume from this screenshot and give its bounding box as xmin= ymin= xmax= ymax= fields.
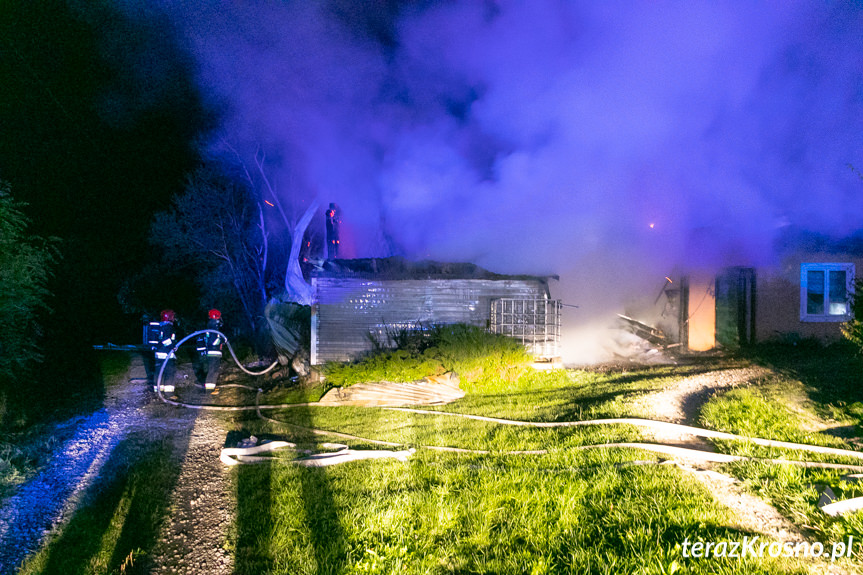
xmin=133 ymin=1 xmax=863 ymax=362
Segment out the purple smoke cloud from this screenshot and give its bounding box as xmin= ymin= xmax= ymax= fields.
xmin=130 ymin=1 xmax=863 ymax=360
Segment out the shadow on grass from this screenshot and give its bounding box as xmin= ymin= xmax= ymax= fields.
xmin=744 ymin=341 xmax=863 ymax=407
xmin=455 ymin=364 xmax=732 ymax=422
xmin=233 ymin=461 xmax=273 ymax=574
xmin=22 ymin=428 xmax=191 ymax=575
xmin=232 ymin=403 xmax=347 ymax=575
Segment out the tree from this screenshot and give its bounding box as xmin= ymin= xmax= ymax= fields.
xmin=148 ymin=165 xmax=270 ymax=344
xmin=0 ymin=181 xmax=59 ymax=386
xmin=142 ymin=148 xmax=322 ymax=359
xmin=229 ymin=146 xmax=319 ymax=305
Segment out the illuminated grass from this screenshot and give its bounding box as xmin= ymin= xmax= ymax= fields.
xmin=323 ymin=324 xmax=532 ymax=388
xmin=699 ymin=344 xmax=863 ymax=569
xmin=223 ymin=363 xmax=827 ymax=574
xmin=16 ymin=432 xmax=181 ymax=575
xmin=14 ymin=345 xmax=863 ymax=573
xmin=230 ymin=449 xmax=808 ymax=575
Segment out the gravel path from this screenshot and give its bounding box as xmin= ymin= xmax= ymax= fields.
xmin=631 ymin=366 xmax=769 ymax=424
xmin=0 ymin=358 xmax=236 ymax=575
xmin=148 ymin=412 xmax=235 ymax=575
xmin=0 ymin=377 xmax=147 ymax=574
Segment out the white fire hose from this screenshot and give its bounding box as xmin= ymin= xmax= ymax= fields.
xmin=153 ymin=330 xmax=416 ymax=466
xmin=152 ymin=332 xmax=863 ymax=495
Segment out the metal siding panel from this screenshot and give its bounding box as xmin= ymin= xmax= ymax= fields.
xmin=312 ymin=278 xmax=547 ymax=364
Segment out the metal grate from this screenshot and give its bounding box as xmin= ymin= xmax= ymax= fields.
xmin=490 ymin=298 xmax=562 ymax=360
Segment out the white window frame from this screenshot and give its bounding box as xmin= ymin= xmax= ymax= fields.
xmin=799 ymin=263 xmax=855 ymax=322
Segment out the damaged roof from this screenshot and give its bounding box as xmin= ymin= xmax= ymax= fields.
xmin=311 ymin=256 xmax=557 ymax=283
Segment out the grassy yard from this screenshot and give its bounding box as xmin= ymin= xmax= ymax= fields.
xmin=222 ymin=348 xmax=863 ymax=575
xmin=698 ymin=341 xmax=863 ymax=564
xmin=9 ymin=341 xmax=863 ymax=574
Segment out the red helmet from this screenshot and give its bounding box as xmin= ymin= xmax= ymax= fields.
xmin=208 ymin=309 xmax=221 ymax=320
xmin=160 ymin=309 xmax=175 ymax=322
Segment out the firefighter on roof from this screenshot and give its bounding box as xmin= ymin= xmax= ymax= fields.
xmin=147 ymin=309 xmax=177 ymax=393
xmin=196 ymin=309 xmax=224 ymax=392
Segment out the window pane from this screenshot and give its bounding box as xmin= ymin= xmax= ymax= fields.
xmin=828 ymin=270 xmax=848 ymax=315
xmin=807 ymin=270 xmax=825 ymax=315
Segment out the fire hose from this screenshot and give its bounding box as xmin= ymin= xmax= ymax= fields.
xmin=152 ymin=332 xmax=863 ymax=490
xmin=153 ymin=330 xmax=416 ymax=466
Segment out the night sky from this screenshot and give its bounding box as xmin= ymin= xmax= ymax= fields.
xmin=2 ymin=1 xmax=863 ymax=358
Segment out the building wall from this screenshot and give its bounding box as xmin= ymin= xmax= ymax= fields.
xmin=311 ymin=278 xmax=550 ymax=364
xmin=755 ymin=253 xmax=862 ymax=343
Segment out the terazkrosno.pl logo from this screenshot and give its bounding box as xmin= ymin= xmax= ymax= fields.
xmin=682 ymin=536 xmax=854 ymax=562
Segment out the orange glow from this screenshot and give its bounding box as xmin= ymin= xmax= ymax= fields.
xmin=264 ymin=200 xmax=274 ymax=207
xmin=688 ymin=275 xmax=716 ymax=351
xmin=649 ymin=222 xmax=655 ymax=229
xmin=665 ymin=276 xmax=673 ymax=283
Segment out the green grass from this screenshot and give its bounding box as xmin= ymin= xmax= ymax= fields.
xmin=222 ymin=361 xmax=842 ymax=574
xmin=323 ymin=324 xmax=532 ymax=388
xmin=698 ymin=343 xmax=863 ymax=566
xmin=451 ymin=364 xmax=729 ymax=420
xmin=16 ymin=342 xmax=863 ymax=573
xmin=17 ymin=431 xmax=185 ymax=575
xmin=741 ymin=340 xmax=863 ymax=424
xmin=229 ymin=445 xmax=810 ymax=575
xmin=719 ymin=461 xmax=863 ymax=559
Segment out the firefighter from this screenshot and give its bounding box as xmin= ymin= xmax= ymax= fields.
xmin=196 ymin=309 xmax=224 ymax=391
xmin=151 ymin=309 xmax=178 ymax=393
xmin=142 ymin=312 xmax=158 ymax=387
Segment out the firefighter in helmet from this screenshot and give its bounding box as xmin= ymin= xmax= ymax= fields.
xmin=142 ymin=312 xmax=157 ymax=386
xmin=147 ymin=309 xmax=178 ymax=393
xmin=196 ymin=309 xmax=224 ymax=391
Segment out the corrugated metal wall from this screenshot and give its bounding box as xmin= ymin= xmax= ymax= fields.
xmin=311 ymin=278 xmax=549 ymax=364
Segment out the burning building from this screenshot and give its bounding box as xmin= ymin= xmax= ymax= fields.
xmin=636 ymin=249 xmax=859 ymax=353
xmin=309 ymin=257 xmax=561 ymax=365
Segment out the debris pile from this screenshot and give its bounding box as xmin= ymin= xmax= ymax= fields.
xmin=318 ymin=372 xmax=464 ymax=407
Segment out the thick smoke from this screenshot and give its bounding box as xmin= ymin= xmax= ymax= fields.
xmin=138 ymin=1 xmax=863 ymax=362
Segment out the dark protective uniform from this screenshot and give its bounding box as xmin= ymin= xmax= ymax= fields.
xmin=151 ymin=321 xmax=177 ymax=392
xmin=142 ymin=320 xmax=159 ymax=386
xmin=195 ymin=319 xmax=223 ymax=390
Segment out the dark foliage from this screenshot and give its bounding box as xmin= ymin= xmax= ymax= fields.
xmin=841 ymin=279 xmax=863 ymax=353
xmin=0 ymin=183 xmax=59 ymax=421
xmin=143 ymin=164 xmax=270 ymax=350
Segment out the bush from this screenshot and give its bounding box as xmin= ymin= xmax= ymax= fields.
xmin=0 ymin=183 xmax=58 ymax=383
xmin=841 ymin=279 xmax=863 ymax=353
xmin=324 ymin=324 xmax=531 ymax=387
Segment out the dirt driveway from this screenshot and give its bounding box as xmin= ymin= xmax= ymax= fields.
xmin=0 ymin=358 xmax=235 ymax=575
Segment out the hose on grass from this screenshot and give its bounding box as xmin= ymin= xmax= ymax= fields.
xmin=153 ymin=335 xmax=863 ymax=470
xmin=381 ymin=407 xmax=863 ymax=462
xmin=153 ymin=331 xmax=417 ymax=465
